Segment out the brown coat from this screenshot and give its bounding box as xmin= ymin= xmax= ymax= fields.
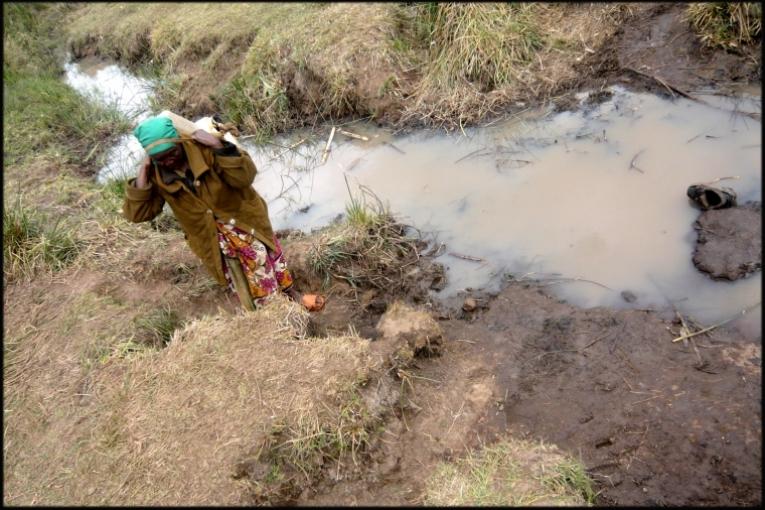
xmin=122 ymin=137 xmax=276 ymax=286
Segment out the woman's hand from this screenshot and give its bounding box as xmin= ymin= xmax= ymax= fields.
xmin=135 ymin=156 xmax=152 ymax=189
xmin=191 ymin=129 xmax=224 ymax=149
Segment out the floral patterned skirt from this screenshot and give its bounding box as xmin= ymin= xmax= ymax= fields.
xmin=216 ymin=221 xmax=294 ymax=307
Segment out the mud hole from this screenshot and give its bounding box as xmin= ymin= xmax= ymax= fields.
xmin=275 ymin=221 xmax=761 ymax=506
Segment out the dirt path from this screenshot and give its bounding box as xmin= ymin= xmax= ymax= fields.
xmin=290 ymin=273 xmax=760 ymax=506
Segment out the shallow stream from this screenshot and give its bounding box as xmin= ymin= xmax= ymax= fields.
xmin=64 ymin=58 xmax=762 ymax=337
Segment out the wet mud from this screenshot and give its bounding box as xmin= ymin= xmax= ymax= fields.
xmin=455 ymin=281 xmax=761 ymax=506
xmin=561 ymin=3 xmax=761 ymax=106
xmin=692 ymin=202 xmax=762 ymax=281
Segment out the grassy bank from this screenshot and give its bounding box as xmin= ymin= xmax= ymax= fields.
xmin=63 ymin=2 xmax=634 ymax=140
xmin=4 ymin=5 xmax=403 ymax=504
xmin=3 ymin=3 xmax=130 ymax=284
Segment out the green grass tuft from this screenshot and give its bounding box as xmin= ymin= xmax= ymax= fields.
xmin=424 ymin=437 xmax=596 ymax=506
xmin=3 ymin=199 xmax=80 ymax=282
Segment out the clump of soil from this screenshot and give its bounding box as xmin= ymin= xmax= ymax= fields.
xmin=692 ymin=202 xmax=762 ymax=280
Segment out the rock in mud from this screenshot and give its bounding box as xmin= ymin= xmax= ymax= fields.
xmin=375 ymin=301 xmax=443 ymax=357
xmin=621 ymin=290 xmax=637 ymax=303
xmin=462 ymin=297 xmax=477 ymax=312
xmin=692 ymin=202 xmax=761 ymax=281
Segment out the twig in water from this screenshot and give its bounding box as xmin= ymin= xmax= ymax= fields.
xmin=387 ymin=142 xmax=406 ymax=154
xmin=454 ymin=147 xmax=488 ymax=164
xmin=686 ymin=131 xmax=708 ymax=144
xmin=541 ymin=276 xmax=613 ymax=291
xmin=448 ymin=252 xmax=485 ymax=263
xmin=629 ymin=150 xmax=645 ymax=173
xmin=338 ymin=129 xmax=369 ymax=141
xmin=272 ymin=138 xmax=306 ymax=160
xmin=701 ymin=176 xmax=740 ymax=185
xmin=671 ymin=302 xmax=761 ymax=343
xmin=321 ymin=126 xmax=336 ymax=164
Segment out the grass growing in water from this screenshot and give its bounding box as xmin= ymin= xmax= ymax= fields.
xmin=686 ymin=3 xmax=762 ymax=50
xmin=308 ymin=182 xmax=421 ymax=290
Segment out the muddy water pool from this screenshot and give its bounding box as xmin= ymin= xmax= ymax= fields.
xmin=64 ymin=59 xmax=761 ymax=336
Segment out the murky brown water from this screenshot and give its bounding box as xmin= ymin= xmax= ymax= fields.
xmin=63 ymin=59 xmax=761 ymax=336
xmin=244 ymin=87 xmax=761 ymax=334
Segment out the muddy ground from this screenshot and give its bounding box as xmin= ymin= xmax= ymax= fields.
xmin=693 ymin=202 xmax=762 ymax=281
xmin=276 ymin=4 xmax=762 ymax=505
xmin=556 ymin=3 xmax=761 ymax=108
xmin=281 ymin=253 xmax=761 ymax=506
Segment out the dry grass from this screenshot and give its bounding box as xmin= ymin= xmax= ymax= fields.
xmin=686 ymin=3 xmax=762 ymax=50
xmin=423 ymin=436 xmax=595 ymax=506
xmin=62 ymin=3 xmax=633 ymax=136
xmin=3 ymin=292 xmax=380 ymax=505
xmin=399 ymin=2 xmax=634 ymax=129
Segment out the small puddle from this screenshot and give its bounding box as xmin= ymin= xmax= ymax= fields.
xmin=63 ymin=59 xmax=761 ymax=336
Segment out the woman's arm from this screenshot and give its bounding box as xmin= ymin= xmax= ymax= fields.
xmin=123 ymin=157 xmax=165 ymax=222
xmin=192 ymin=129 xmax=257 ymax=189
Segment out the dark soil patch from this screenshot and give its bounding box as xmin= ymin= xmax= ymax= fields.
xmin=692 ymin=202 xmax=762 ymax=281
xmin=452 ymin=281 xmax=761 ymax=506
xmin=292 ymin=276 xmax=761 ymax=506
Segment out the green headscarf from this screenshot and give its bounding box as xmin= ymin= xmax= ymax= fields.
xmin=133 ymin=116 xmax=180 ymax=156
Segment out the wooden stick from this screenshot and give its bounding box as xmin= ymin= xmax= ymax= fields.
xmin=702 ymin=175 xmax=740 ymax=185
xmin=624 ymin=67 xmax=695 ymax=100
xmin=629 ymin=149 xmax=645 ymax=173
xmin=448 ymin=252 xmax=485 ymax=262
xmin=384 ymin=141 xmax=406 ymax=154
xmin=225 ymin=256 xmax=255 ymax=312
xmin=338 ymin=129 xmax=369 ymax=141
xmin=455 ymin=147 xmax=490 ymax=164
xmin=321 ymin=126 xmax=336 ymax=164
xmin=672 ymin=302 xmax=761 ymax=343
xmin=273 ymin=138 xmax=306 ymax=160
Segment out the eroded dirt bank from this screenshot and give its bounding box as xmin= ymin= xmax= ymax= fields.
xmin=282 ymin=270 xmax=761 ymax=506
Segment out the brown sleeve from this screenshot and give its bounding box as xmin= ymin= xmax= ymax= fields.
xmin=122 ymin=178 xmax=165 ymax=223
xmin=213 ymin=146 xmax=257 ymax=189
